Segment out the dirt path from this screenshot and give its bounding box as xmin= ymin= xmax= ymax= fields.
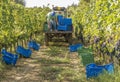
xmin=0 ymin=46 xmax=86 ymax=82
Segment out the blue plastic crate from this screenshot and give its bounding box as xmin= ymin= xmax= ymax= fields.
xmin=28 ymin=40 xmax=40 ymax=51
xmin=1 ymin=49 xmax=18 ymax=65
xmin=57 ymin=15 xmax=63 ymax=25
xmin=57 ymin=15 xmax=63 ymax=20
xmin=76 ymin=44 xmax=83 ymax=48
xmin=69 ymin=45 xmax=77 ymax=52
xmin=69 ymin=44 xmax=83 ymax=52
xmin=86 ymin=63 xmax=114 ymax=78
xmin=3 ymin=56 xmax=13 ymax=64
xmin=63 ymin=18 xmax=72 ymax=25
xmin=57 ymin=25 xmax=73 ymax=31
xmin=104 ymin=63 xmax=114 ymax=74
xmin=86 ymin=63 xmax=104 ymax=78
xmin=16 ymin=46 xmax=32 ymax=58
xmin=1 ymin=49 xmax=15 ymax=58
xmin=57 ymin=25 xmax=68 ymax=31
xmin=3 ymin=55 xmax=18 ymax=65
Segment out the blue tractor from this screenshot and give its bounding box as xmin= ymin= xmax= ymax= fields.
xmin=43 ymin=7 xmax=73 ymax=46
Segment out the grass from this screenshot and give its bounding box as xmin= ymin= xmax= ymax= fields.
xmin=45 ymin=46 xmax=68 ymax=56
xmin=0 ymin=62 xmax=4 ymax=73
xmin=40 ymin=66 xmax=64 ymax=80
xmin=57 ymin=68 xmax=81 ymax=81
xmin=37 ymin=45 xmax=85 ymax=81
xmin=38 ymin=57 xmax=70 ymax=65
xmin=39 ymin=65 xmax=84 ymax=81
xmin=0 ymin=62 xmax=6 ymax=81
xmin=37 ymin=45 xmax=87 ymax=81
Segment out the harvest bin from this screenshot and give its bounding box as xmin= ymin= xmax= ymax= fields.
xmin=57 ymin=25 xmax=68 ymax=31
xmin=86 ymin=63 xmax=114 ymax=78
xmin=1 ymin=49 xmax=18 ymax=65
xmin=57 ymin=15 xmax=64 ymax=25
xmin=69 ymin=44 xmax=83 ymax=52
xmin=78 ymin=47 xmax=93 ymax=55
xmin=81 ymin=53 xmax=94 ymax=66
xmin=16 ymin=46 xmax=32 ymax=58
xmin=28 ymin=40 xmax=40 ymax=51
xmin=78 ymin=47 xmax=94 ymax=66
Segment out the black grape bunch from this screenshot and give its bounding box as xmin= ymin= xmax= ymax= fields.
xmin=94 ymin=36 xmax=100 ymax=44
xmin=101 ymin=41 xmax=106 ymax=48
xmin=100 ymin=41 xmax=107 ymax=54
xmin=115 ymin=40 xmax=120 ymax=51
xmin=115 ymin=40 xmax=120 ymax=62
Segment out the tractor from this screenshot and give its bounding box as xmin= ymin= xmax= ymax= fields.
xmin=43 ymin=7 xmax=73 ymax=46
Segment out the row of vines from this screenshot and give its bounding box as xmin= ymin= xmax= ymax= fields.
xmin=69 ymin=0 xmax=120 ymax=64
xmin=0 ymin=0 xmax=50 ymax=51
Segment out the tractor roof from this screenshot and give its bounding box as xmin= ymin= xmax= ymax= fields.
xmin=53 ymin=7 xmax=66 ymax=11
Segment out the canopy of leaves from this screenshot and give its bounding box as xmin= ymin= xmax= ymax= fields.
xmin=0 ymin=0 xmax=50 ymax=47
xmin=14 ymin=0 xmax=26 ymax=6
xmin=69 ymin=0 xmax=120 ymax=53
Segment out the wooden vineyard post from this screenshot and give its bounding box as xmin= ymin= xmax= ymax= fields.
xmin=45 ymin=33 xmax=49 ymax=46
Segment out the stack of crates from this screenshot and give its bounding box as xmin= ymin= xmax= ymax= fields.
xmin=77 ymin=47 xmax=94 ymax=66
xmin=57 ymin=25 xmax=68 ymax=31
xmin=57 ymin=15 xmax=72 ymax=31
xmin=57 ymin=15 xmax=64 ymax=25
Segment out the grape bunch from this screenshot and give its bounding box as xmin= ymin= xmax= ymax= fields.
xmin=115 ymin=40 xmax=120 ymax=51
xmin=115 ymin=53 xmax=120 ymax=62
xmin=94 ymin=36 xmax=100 ymax=44
xmin=101 ymin=42 xmax=106 ymax=48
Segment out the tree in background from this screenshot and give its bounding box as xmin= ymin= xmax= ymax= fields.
xmin=14 ymin=0 xmax=26 ymax=6
xmin=84 ymin=0 xmax=90 ymax=3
